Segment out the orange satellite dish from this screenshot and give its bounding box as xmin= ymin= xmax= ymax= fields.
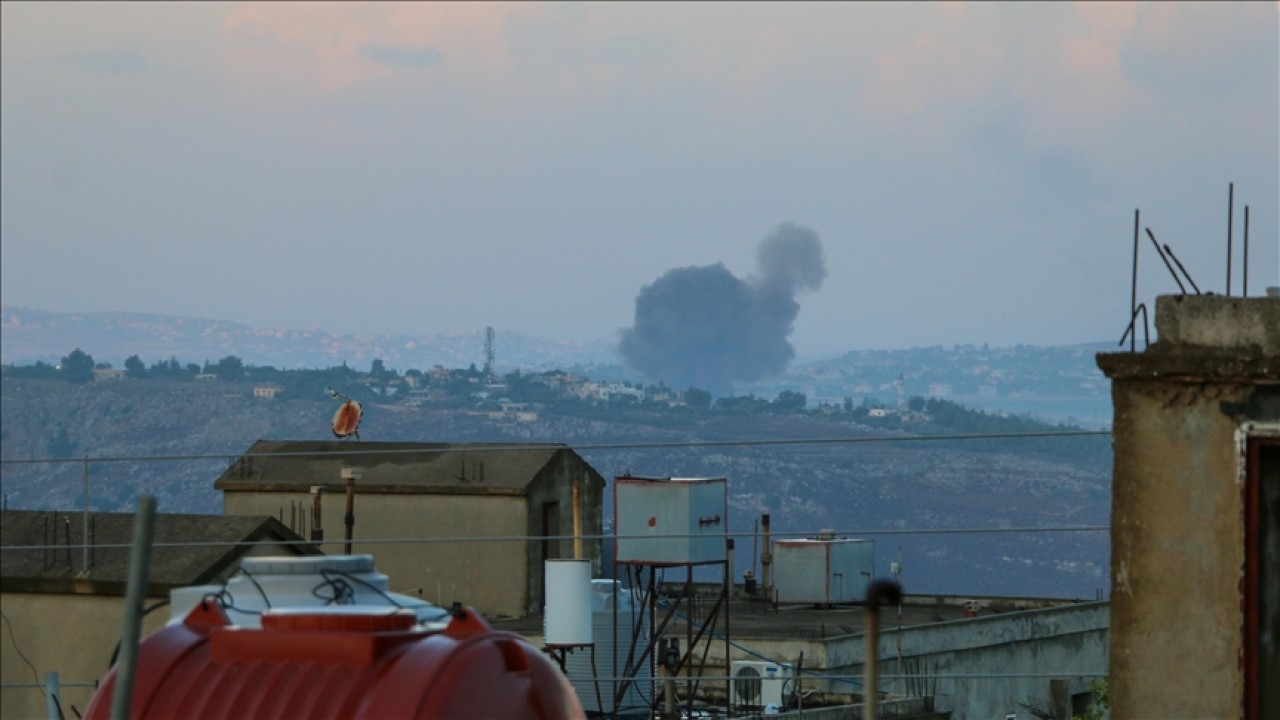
xmin=332 ymin=399 xmax=363 ymax=440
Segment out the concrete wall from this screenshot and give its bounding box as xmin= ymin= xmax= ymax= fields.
xmin=0 ymin=592 xmax=169 ymax=720
xmin=524 ymin=452 xmax=605 ymax=615
xmin=611 ymin=602 xmax=1105 ymax=720
xmin=1107 ymin=378 xmax=1252 ymax=716
xmin=824 ymin=602 xmax=1109 ymax=720
xmin=224 ymin=491 xmax=528 ymax=617
xmin=1098 ymin=294 xmax=1280 ymax=719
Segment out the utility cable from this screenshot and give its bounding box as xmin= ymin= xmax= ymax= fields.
xmin=1 ymin=609 xmax=44 ymax=697
xmin=0 ymin=429 xmax=1110 ymax=466
xmin=0 ymin=524 xmax=1110 ymax=552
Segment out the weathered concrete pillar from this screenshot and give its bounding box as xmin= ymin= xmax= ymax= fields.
xmin=1097 ymin=293 xmax=1280 ymax=719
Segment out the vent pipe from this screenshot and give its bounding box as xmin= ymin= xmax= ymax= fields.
xmin=342 ymin=467 xmax=361 ymax=555
xmin=310 ymin=486 xmax=324 ymax=545
xmin=572 ymin=479 xmax=583 ymax=560
xmin=761 ymin=513 xmax=773 ymax=596
xmin=83 ymin=455 xmax=90 ymax=572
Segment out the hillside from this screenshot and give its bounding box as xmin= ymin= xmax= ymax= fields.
xmin=1 ymin=306 xmax=1112 ymax=427
xmin=0 ymin=377 xmax=1111 ymax=599
xmin=0 ymin=305 xmax=617 ymax=371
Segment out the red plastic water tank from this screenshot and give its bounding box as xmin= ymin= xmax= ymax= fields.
xmin=84 ymin=602 xmax=585 ymax=719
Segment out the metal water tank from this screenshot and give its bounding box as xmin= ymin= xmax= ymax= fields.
xmin=544 ymin=559 xmax=593 ymax=646
xmin=84 ymin=601 xmax=585 ymax=719
xmin=614 ymin=476 xmax=727 ymax=565
xmin=773 ymin=537 xmax=874 ymax=605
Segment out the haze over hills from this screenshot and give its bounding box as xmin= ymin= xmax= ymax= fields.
xmin=1 ymin=305 xmax=1112 ymax=426
xmin=0 ymin=305 xmax=618 ymax=371
xmin=0 ymin=305 xmax=1115 ymax=598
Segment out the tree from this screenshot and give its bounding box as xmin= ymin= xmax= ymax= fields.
xmin=683 ymin=387 xmax=712 ymax=411
xmin=214 ymin=355 xmax=244 ymax=380
xmin=124 ymin=355 xmax=147 ymax=379
xmin=60 ymin=348 xmax=95 ymax=384
xmin=3 ymin=361 xmax=59 ymax=380
xmin=772 ymin=390 xmax=807 ymax=413
xmin=46 ymin=426 xmax=76 ymax=458
xmin=1073 ymin=680 xmax=1108 ymax=720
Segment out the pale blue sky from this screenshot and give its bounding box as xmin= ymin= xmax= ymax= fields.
xmin=2 ymin=2 xmax=1276 ymax=357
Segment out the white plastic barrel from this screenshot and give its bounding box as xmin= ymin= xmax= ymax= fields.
xmin=543 ymin=559 xmax=592 ymax=646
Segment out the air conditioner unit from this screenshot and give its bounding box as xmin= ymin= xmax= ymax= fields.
xmin=731 ymin=660 xmax=791 ymax=708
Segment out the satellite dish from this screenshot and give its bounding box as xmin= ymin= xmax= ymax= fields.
xmin=331 ymin=397 xmax=363 ymax=440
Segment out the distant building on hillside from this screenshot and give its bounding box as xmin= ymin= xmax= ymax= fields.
xmin=253 ymin=384 xmax=283 ymax=399
xmin=214 ymin=440 xmax=606 ymax=618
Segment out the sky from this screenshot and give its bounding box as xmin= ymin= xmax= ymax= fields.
xmin=2 ymin=2 xmax=1276 ymax=359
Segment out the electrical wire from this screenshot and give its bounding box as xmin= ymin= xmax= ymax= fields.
xmin=0 ymin=524 xmax=1109 ymax=552
xmin=318 ymin=569 xmax=405 ymax=608
xmin=1 ymin=609 xmax=44 ymax=697
xmin=107 ymin=600 xmax=171 ymax=668
xmin=312 ymin=575 xmax=354 ymax=605
xmin=0 ymin=429 xmax=1110 ymax=466
xmin=237 ymin=566 xmax=272 ymax=608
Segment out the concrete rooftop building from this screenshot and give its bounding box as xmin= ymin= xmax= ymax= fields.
xmin=214 ymin=440 xmax=606 ymax=618
xmin=1097 ymin=293 xmax=1280 ymax=719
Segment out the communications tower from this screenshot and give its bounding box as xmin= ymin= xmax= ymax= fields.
xmin=484 ymin=327 xmax=496 ymax=378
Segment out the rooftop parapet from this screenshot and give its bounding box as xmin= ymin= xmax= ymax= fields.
xmin=1098 ymin=293 xmax=1280 ymax=382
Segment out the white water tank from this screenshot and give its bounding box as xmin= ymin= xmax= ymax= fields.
xmin=167 ymin=554 xmax=449 ymax=628
xmin=544 ymin=559 xmax=593 ymax=646
xmin=565 ymin=579 xmax=652 ymax=716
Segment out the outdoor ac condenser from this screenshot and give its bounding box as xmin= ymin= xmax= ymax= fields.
xmin=730 ymin=660 xmax=791 ymax=708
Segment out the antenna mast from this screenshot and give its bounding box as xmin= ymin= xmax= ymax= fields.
xmin=484 ymin=326 xmax=495 ymax=377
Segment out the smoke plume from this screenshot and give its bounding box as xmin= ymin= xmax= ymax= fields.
xmin=618 ymin=223 xmax=827 ymax=396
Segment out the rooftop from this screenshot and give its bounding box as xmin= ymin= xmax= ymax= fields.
xmin=0 ymin=509 xmax=317 ymax=596
xmin=491 ymin=589 xmax=1082 ymax=642
xmin=214 ymin=439 xmax=603 ymax=495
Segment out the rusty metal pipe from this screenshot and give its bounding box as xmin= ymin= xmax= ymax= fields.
xmin=863 ymin=579 xmax=903 ymax=720
xmin=341 ymin=468 xmax=361 ymax=555
xmin=572 ymin=479 xmax=582 ymax=560
xmin=310 ymin=486 xmax=324 ymax=544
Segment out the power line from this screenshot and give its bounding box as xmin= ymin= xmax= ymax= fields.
xmin=0 ymin=429 xmax=1110 ymax=466
xmin=0 ymin=525 xmax=1108 ymax=552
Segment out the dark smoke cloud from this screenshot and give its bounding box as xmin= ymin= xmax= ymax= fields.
xmin=618 ymin=223 xmax=827 ymax=396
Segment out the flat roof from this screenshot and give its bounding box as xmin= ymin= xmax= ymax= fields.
xmin=491 ymin=592 xmax=1080 ymax=641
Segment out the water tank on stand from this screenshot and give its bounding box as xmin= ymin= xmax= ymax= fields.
xmin=614 ymin=476 xmax=727 ymax=565
xmin=564 ymin=579 xmax=653 ymax=716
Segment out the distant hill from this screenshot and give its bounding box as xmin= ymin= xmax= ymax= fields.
xmin=1 ymin=305 xmax=1113 ymax=426
xmin=0 ymin=376 xmax=1111 ymax=599
xmin=0 ymin=305 xmax=620 ymax=372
